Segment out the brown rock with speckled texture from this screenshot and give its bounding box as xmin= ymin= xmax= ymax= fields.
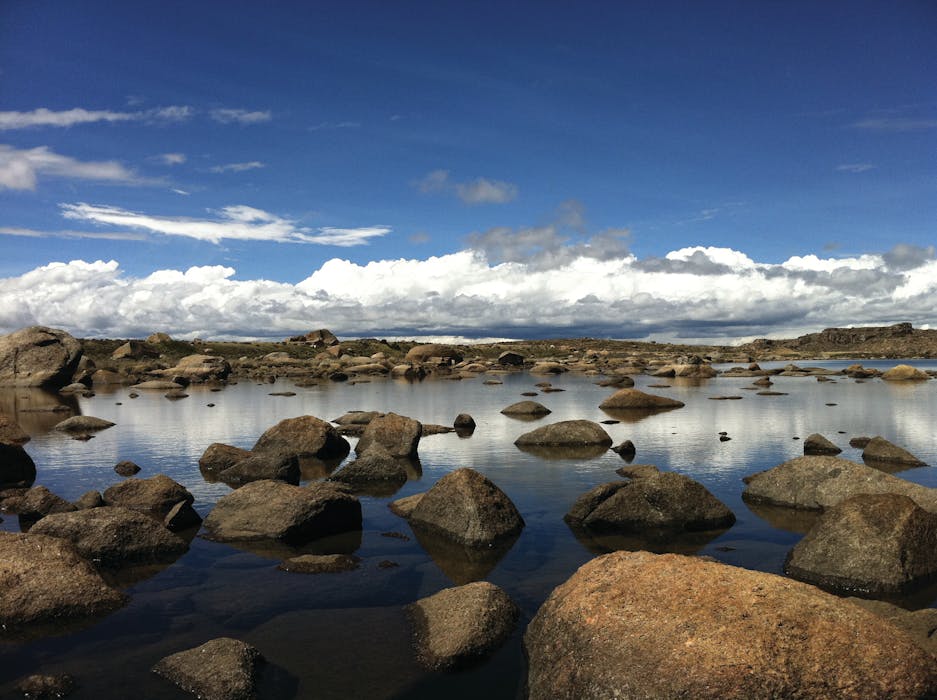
xmin=355 ymin=412 xmax=422 ymax=458
xmin=862 ymin=436 xmax=927 ymax=466
xmin=525 ymin=551 xmax=937 ymax=699
xmin=0 ymin=326 xmax=83 ymax=389
xmin=599 ymin=388 xmax=684 ymax=410
xmin=153 ymin=637 xmax=264 ymax=700
xmin=252 ymin=415 xmax=350 ymax=461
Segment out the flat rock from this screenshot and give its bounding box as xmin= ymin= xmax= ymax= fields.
xmin=277 ymin=553 xmax=361 ymax=574
xmin=524 ymin=551 xmax=937 ymax=699
xmin=500 ymin=400 xmax=551 ymax=416
xmin=408 ymin=581 xmax=519 ymax=671
xmin=30 ymin=506 xmax=189 ymax=569
xmin=598 ymin=388 xmax=685 ymax=410
xmin=404 ymin=468 xmax=524 ymax=547
xmin=354 ymin=412 xmax=422 ymax=458
xmin=153 ymin=637 xmax=264 ymax=700
xmin=784 ymin=493 xmax=937 ymax=595
xmin=565 ymin=472 xmax=735 ymax=533
xmin=803 ymin=433 xmax=842 ymax=455
xmin=742 ymin=455 xmax=937 ymax=512
xmin=252 ymin=414 xmax=350 ymax=461
xmin=52 ymin=415 xmax=115 ymax=432
xmin=0 ymin=326 xmax=83 ymax=389
xmin=132 ymin=380 xmax=184 ymax=390
xmin=862 ymin=435 xmax=927 ymax=466
xmin=202 ymin=479 xmax=361 ymax=544
xmin=615 ymin=464 xmax=660 ymax=479
xmin=514 ymin=419 xmax=612 ymax=447
xmin=405 ymin=344 xmax=463 ymax=363
xmin=0 ymin=532 xmax=126 ymax=635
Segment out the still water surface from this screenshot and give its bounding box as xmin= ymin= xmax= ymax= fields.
xmin=3 ymin=363 xmax=937 ymax=698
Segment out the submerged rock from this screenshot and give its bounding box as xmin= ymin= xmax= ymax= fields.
xmin=153 ymin=637 xmax=265 ymax=700
xmin=203 ymin=479 xmax=361 ymax=544
xmin=408 ymin=581 xmax=519 ymax=671
xmin=52 ymin=415 xmax=115 ymax=432
xmin=14 ymin=673 xmax=76 ymax=699
xmin=401 ymin=468 xmax=524 ymax=547
xmin=0 ymin=532 xmax=127 ymax=635
xmin=565 ymin=472 xmax=735 ymax=534
xmin=114 ymin=460 xmax=142 ymax=476
xmin=524 ymin=551 xmax=937 ymax=699
xmin=278 ymin=553 xmax=361 ymax=574
xmin=784 ymin=493 xmax=937 ymax=595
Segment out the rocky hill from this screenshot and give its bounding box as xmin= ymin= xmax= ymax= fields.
xmin=740 ymin=323 xmax=937 ymax=358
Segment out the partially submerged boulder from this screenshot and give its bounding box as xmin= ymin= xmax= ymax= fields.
xmin=0 ymin=442 xmax=37 ymax=488
xmin=599 ymin=388 xmax=684 ymax=410
xmin=354 ymin=412 xmax=421 ymax=458
xmin=401 ymin=468 xmax=524 ymax=547
xmin=784 ymin=493 xmax=937 ymax=595
xmin=742 ymin=455 xmax=937 ymax=513
xmin=524 ymin=551 xmax=937 ymax=699
xmin=102 ymin=474 xmax=201 ymax=530
xmin=0 ymin=532 xmax=127 ymax=635
xmin=29 ymin=506 xmax=189 ymax=569
xmin=160 ymin=354 xmax=231 ymax=382
xmin=277 ymin=553 xmax=360 ymax=574
xmin=862 ymin=436 xmax=927 ymax=467
xmin=198 ymin=443 xmax=252 ymax=476
xmin=0 ymin=413 xmax=30 ymax=445
xmin=500 ymin=400 xmax=551 ymax=416
xmin=153 ymin=637 xmax=265 ymax=700
xmin=114 ymin=460 xmax=142 ymax=476
xmin=253 ymin=415 xmax=350 ymax=461
xmin=882 ymin=364 xmax=930 ymax=381
xmin=564 ymin=472 xmax=735 ymax=534
xmin=202 ymin=480 xmax=361 ymax=544
xmin=15 ymin=485 xmax=77 ymax=520
xmin=803 ymin=433 xmax=842 ymax=455
xmin=52 ymin=415 xmax=115 ymax=432
xmin=408 ymin=581 xmax=519 ymax=671
xmin=0 ymin=326 xmax=83 ymax=389
xmin=330 ymin=446 xmax=408 ymax=489
xmin=514 ymin=420 xmax=612 ymax=448
xmin=216 ymin=453 xmax=300 ymax=487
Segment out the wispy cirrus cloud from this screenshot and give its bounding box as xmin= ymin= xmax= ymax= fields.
xmin=835 ymin=163 xmax=875 ymax=173
xmin=0 ymin=106 xmax=193 ymax=130
xmin=415 ymin=169 xmax=519 ymax=205
xmin=209 ymin=161 xmax=266 ymax=173
xmin=155 ymin=152 xmax=187 ymax=165
xmin=849 ymin=117 xmax=937 ymax=132
xmin=209 ymin=108 xmax=272 ymax=125
xmin=309 ymin=121 xmax=361 ymax=131
xmin=0 ymin=226 xmax=146 ymax=241
xmin=0 ymin=144 xmax=146 ymax=190
xmin=58 ymin=202 xmax=390 ymax=246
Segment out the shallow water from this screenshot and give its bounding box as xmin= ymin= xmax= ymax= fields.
xmin=3 ymin=364 xmax=937 ymax=698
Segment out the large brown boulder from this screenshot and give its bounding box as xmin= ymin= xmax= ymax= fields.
xmin=402 ymin=468 xmax=524 ymax=547
xmin=330 ymin=446 xmax=408 ymax=489
xmin=52 ymin=415 xmax=115 ymax=432
xmin=102 ymin=474 xmax=201 ymax=530
xmin=784 ymin=493 xmax=937 ymax=595
xmin=405 ymin=344 xmax=463 ymax=364
xmin=742 ymin=455 xmax=937 ymax=512
xmin=525 ymin=551 xmax=937 ymax=699
xmin=882 ymin=364 xmax=930 ymax=381
xmin=862 ymin=436 xmax=927 ymax=466
xmin=803 ymin=433 xmax=842 ymax=455
xmin=565 ymin=472 xmax=735 ymax=533
xmin=514 ymin=420 xmax=612 ymax=448
xmin=0 ymin=326 xmax=83 ymax=389
xmin=407 ymin=581 xmax=519 ymax=670
xmin=0 ymin=532 xmax=127 ymax=635
xmin=15 ymin=485 xmax=76 ymax=520
xmin=303 ymin=328 xmax=339 ymax=347
xmin=599 ymin=388 xmax=684 ymax=410
xmin=198 ymin=443 xmax=252 ymax=476
xmin=252 ymin=415 xmax=350 ymax=461
xmin=354 ymin=412 xmax=421 ymax=458
xmin=153 ymin=637 xmax=265 ymax=700
xmin=30 ymin=506 xmax=189 ymax=569
xmin=216 ymin=453 xmax=300 ymax=487
xmin=500 ymin=400 xmax=551 ymax=417
xmin=202 ymin=479 xmax=361 ymax=544
xmin=161 ymin=354 xmax=231 ymax=382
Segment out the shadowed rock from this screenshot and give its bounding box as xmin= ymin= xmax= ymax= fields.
xmin=218 ymin=453 xmax=301 ymax=487
xmin=0 ymin=532 xmax=127 ymax=637
xmin=354 ymin=412 xmax=421 ymax=458
xmin=742 ymin=455 xmax=937 ymax=513
xmin=203 ymin=479 xmax=361 ymax=544
xmin=524 ymin=551 xmax=937 ymax=700
xmin=862 ymin=436 xmax=927 ymax=467
xmin=199 ymin=442 xmax=253 ymax=478
xmin=565 ymin=472 xmax=735 ymax=534
xmin=14 ymin=674 xmax=76 ymax=699
xmin=1 ymin=441 xmax=37 ymax=488
xmin=0 ymin=326 xmax=83 ymax=389
xmin=15 ymin=485 xmax=77 ymax=520
xmin=408 ymin=582 xmax=519 ymax=671
xmin=804 ymin=433 xmax=842 ymax=455
xmin=0 ymin=413 xmax=29 ymax=444
xmin=598 ymin=388 xmax=684 ymax=410
xmin=30 ymin=506 xmax=189 ymax=569
xmin=330 ymin=446 xmax=409 ymax=494
xmin=278 ymin=553 xmax=360 ymax=573
xmin=103 ymin=474 xmax=199 ymax=525
xmin=153 ymin=637 xmax=265 ymax=700
xmin=253 ymin=415 xmax=351 ymax=462
xmin=399 ymin=468 xmax=524 ymax=548
xmin=784 ymin=493 xmax=937 ymax=596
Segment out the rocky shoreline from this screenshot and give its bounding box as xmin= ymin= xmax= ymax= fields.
xmin=3 ymin=322 xmax=937 ymax=697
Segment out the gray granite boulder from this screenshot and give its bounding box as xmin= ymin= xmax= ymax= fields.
xmin=0 ymin=326 xmax=83 ymax=389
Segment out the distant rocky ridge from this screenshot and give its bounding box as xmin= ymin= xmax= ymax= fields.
xmin=743 ymin=322 xmax=937 ymax=357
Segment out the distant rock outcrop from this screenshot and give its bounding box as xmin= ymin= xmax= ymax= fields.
xmin=0 ymin=326 xmax=83 ymax=389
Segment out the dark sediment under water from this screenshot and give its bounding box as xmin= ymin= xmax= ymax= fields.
xmin=3 ymin=360 xmax=937 ymax=698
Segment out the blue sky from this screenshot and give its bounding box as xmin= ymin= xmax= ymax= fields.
xmin=1 ymin=1 xmax=935 ymax=341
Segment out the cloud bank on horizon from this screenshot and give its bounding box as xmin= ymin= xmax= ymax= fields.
xmin=2 ymin=242 xmax=935 ymax=343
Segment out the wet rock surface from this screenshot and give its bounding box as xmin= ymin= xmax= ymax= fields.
xmin=277 ymin=553 xmax=361 ymax=574
xmin=407 ymin=581 xmax=519 ymax=671
xmin=525 ymin=551 xmax=937 ymax=699
xmin=152 ymin=637 xmax=265 ymax=700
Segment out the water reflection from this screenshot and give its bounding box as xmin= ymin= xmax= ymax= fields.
xmin=567 ymin=523 xmax=731 ymax=557
xmin=514 ymin=443 xmax=610 ymax=460
xmin=410 ymin=526 xmax=520 ymax=585
xmin=0 ymin=388 xmax=79 ymax=435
